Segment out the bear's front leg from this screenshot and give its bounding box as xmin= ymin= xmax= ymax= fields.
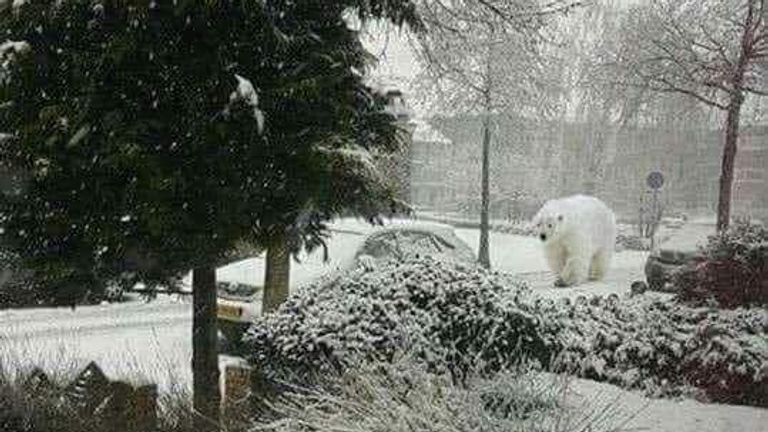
xmin=556 ymin=256 xmax=589 ymax=287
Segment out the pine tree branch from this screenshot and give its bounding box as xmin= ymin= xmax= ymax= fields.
xmin=744 ymin=85 xmax=768 ymax=96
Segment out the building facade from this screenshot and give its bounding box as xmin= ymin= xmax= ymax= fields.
xmin=408 ymin=114 xmax=768 ymax=222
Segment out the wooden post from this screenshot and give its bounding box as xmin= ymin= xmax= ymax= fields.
xmin=103 ymin=381 xmax=133 ymax=432
xmin=66 ymin=361 xmax=110 ymax=415
xmin=131 ymin=384 xmax=158 ymax=432
xmin=21 ymin=367 xmax=51 ymax=392
xmin=222 ymin=363 xmax=252 ymax=409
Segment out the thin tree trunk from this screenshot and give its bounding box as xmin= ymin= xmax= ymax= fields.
xmin=716 ymin=0 xmax=756 ymax=231
xmin=262 ymin=231 xmax=290 ymax=313
xmin=717 ymin=98 xmax=743 ymax=232
xmin=478 ymin=112 xmax=491 ymax=269
xmin=192 ymin=266 xmax=220 ymax=431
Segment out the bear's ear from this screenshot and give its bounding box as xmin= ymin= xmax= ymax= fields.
xmin=557 ymin=214 xmax=564 ymax=222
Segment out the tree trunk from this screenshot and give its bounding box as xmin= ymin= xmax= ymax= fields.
xmin=478 ymin=113 xmax=491 ymax=269
xmin=192 ymin=266 xmax=220 ymax=431
xmin=262 ymin=231 xmax=290 ymax=313
xmin=717 ymin=98 xmax=743 ymax=232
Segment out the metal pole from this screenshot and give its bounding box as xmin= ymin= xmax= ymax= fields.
xmin=651 ymin=188 xmax=659 ymax=251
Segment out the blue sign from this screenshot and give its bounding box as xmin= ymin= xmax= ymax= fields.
xmin=647 ymin=171 xmax=664 ymax=190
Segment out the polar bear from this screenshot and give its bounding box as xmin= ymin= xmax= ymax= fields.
xmin=531 ymin=195 xmax=616 ymax=287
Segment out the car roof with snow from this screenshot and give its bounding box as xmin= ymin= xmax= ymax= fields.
xmin=355 ymin=221 xmax=475 ymax=264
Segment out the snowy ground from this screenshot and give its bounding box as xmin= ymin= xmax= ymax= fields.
xmin=0 ymin=217 xmax=765 ymax=431
xmin=453 ymin=227 xmax=656 ymax=300
xmin=564 ymin=375 xmax=768 ymax=432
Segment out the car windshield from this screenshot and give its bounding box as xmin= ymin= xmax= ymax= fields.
xmin=359 ymin=229 xmax=466 ymax=262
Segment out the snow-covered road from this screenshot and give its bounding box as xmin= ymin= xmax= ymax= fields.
xmin=0 ymin=296 xmax=192 ymax=386
xmin=0 ymin=220 xmax=765 ymax=431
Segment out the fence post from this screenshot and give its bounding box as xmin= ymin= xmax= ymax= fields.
xmin=103 ymin=381 xmax=133 ymax=432
xmin=131 ymin=384 xmax=158 ymax=432
xmin=66 ymin=361 xmax=111 ymax=415
xmin=21 ymin=367 xmax=52 ymax=392
xmin=222 ymin=363 xmax=252 ymax=409
xmin=56 ymin=361 xmax=159 ymax=432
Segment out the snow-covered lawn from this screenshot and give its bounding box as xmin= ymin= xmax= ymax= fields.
xmin=0 ymin=218 xmax=765 ymax=431
xmin=0 ymin=295 xmax=192 ymax=386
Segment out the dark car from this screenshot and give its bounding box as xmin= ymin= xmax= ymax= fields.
xmin=645 ymin=221 xmax=714 ymax=292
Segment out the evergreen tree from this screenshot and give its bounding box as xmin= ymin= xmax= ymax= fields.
xmin=0 ymin=0 xmax=418 ymax=426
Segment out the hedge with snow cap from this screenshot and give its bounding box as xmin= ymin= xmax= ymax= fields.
xmin=548 ymin=294 xmax=768 ymax=407
xmin=244 ymin=256 xmax=768 ymax=407
xmin=244 ymin=256 xmax=560 ymax=382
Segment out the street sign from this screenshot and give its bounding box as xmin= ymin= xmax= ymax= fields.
xmin=646 ymin=171 xmax=664 ymax=190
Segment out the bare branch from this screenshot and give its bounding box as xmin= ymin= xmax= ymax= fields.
xmin=744 ymin=85 xmax=768 ymax=95
xmin=646 ymin=76 xmax=728 ymax=110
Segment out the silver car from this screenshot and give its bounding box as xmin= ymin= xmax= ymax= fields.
xmin=216 ymin=221 xmax=476 ymax=344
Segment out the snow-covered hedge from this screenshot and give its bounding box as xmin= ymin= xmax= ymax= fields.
xmin=548 ymin=295 xmax=768 ymax=406
xmin=615 ymin=233 xmax=650 ymax=251
xmin=244 ymin=257 xmax=560 ymax=382
xmin=245 ymin=256 xmax=768 ymax=407
xmin=492 ymin=222 xmax=537 ymax=237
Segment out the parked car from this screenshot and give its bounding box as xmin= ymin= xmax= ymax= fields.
xmin=216 ymin=220 xmax=476 ymax=344
xmin=352 ymin=223 xmax=476 ymax=266
xmin=216 ymin=281 xmax=261 ymax=344
xmin=645 ymin=221 xmax=715 ymax=292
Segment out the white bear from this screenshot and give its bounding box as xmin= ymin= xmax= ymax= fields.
xmin=531 ymin=194 xmax=616 ymax=287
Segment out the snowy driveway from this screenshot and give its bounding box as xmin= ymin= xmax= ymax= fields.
xmin=454 ymin=228 xmax=655 ymax=300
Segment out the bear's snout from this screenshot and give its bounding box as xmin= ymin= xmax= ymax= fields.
xmin=539 ymin=233 xmax=547 ymax=241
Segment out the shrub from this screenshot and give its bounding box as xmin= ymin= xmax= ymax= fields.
xmin=674 ymin=220 xmax=768 ymax=308
xmin=244 ymin=257 xmax=560 ymax=383
xmin=0 ymin=363 xmax=247 ymax=432
xmin=615 ymin=233 xmax=650 ymax=251
xmin=245 ymin=255 xmax=768 ymax=407
xmin=545 ymin=295 xmax=768 ymax=407
xmin=493 ymin=221 xmax=537 ymax=237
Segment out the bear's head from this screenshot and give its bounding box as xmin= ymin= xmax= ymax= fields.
xmin=532 ymin=212 xmax=564 ymax=243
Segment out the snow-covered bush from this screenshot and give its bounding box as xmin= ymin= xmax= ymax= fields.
xmin=674 ymin=220 xmax=768 ymax=308
xmin=615 ymin=233 xmax=650 ymax=251
xmin=493 ymin=221 xmax=537 ymax=237
xmin=245 ymin=255 xmax=767 ymax=407
xmin=547 ymin=295 xmax=768 ymax=406
xmin=0 ymin=362 xmax=246 ymax=432
xmin=244 ymin=257 xmax=560 ymax=382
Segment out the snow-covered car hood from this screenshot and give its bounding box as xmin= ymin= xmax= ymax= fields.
xmin=654 ymin=222 xmax=716 ymax=263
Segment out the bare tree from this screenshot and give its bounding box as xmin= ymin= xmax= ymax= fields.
xmin=612 ymin=0 xmax=767 ymax=231
xmin=412 ymin=0 xmax=567 ymax=268
xmin=554 ymin=1 xmax=624 ymax=194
